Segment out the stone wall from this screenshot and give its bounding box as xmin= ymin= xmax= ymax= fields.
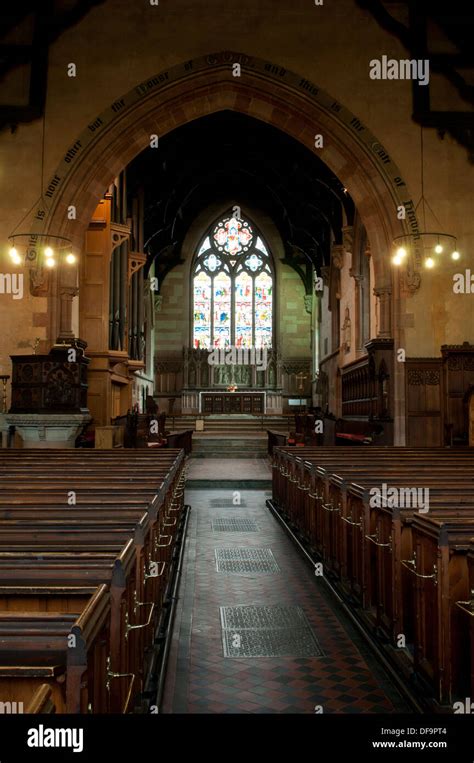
xmin=1 ymin=0 xmax=472 ymax=415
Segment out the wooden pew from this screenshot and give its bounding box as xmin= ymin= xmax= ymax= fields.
xmin=270 ymin=445 xmax=474 ymax=706
xmin=0 ymin=448 xmax=186 ymax=714
xmin=407 ymin=516 xmax=474 ymax=704
xmin=0 ymin=584 xmax=110 ymax=713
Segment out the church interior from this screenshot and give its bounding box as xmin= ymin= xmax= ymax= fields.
xmin=0 ymin=0 xmax=474 ymax=741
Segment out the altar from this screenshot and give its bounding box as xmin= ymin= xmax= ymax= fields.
xmin=199 ymin=391 xmax=265 ymax=414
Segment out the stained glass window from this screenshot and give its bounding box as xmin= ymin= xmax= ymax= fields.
xmin=192 ymin=212 xmax=273 ymax=349
xmin=255 ymin=272 xmax=273 ymax=348
xmin=235 ymin=271 xmax=253 ymax=348
xmin=193 ymin=271 xmax=211 ymax=348
xmin=213 ymin=272 xmax=231 ymax=347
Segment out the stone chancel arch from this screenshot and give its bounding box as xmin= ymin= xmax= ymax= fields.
xmin=32 ymin=51 xmax=419 ymax=288
xmin=27 ymin=51 xmax=422 ymax=444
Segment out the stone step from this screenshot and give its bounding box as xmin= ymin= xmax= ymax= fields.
xmin=192 ymin=452 xmax=268 ymax=459
xmin=192 ymin=436 xmax=270 ymax=458
xmin=170 ymin=419 xmax=289 ymax=433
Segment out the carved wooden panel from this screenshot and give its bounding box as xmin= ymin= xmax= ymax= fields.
xmin=405 ymin=358 xmax=443 ymax=446
xmin=10 ymin=343 xmax=89 ymax=414
xmin=442 ymin=343 xmax=474 ymax=444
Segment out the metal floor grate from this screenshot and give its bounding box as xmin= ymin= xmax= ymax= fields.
xmin=220 ymin=605 xmax=324 ymax=658
xmin=212 ymin=518 xmax=259 ymax=532
xmin=215 ymin=548 xmax=280 ymax=574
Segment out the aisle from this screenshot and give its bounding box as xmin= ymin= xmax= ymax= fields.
xmin=162 ymin=466 xmax=409 ymax=713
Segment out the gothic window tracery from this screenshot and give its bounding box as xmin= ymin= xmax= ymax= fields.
xmin=192 ymin=213 xmax=273 ymax=349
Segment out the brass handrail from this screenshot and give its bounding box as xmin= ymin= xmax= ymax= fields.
xmin=125 ymin=602 xmax=155 ymax=638
xmin=456 ymin=591 xmax=474 ymax=616
xmin=340 ymin=515 xmax=361 ymax=527
xmin=401 ymin=553 xmax=437 ymax=583
xmin=365 ymin=531 xmax=391 ymax=550
xmin=155 ymin=534 xmax=173 ymax=548
xmin=105 ymin=656 xmax=136 ymax=713
xmin=322 ymin=502 xmax=340 ymax=513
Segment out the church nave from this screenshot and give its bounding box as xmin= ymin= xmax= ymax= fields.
xmin=163 ymin=475 xmax=409 ymax=715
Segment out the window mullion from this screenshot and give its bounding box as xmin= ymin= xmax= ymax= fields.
xmin=252 ymin=275 xmax=255 ymax=348
xmin=211 ymin=275 xmax=214 ymax=347
xmin=231 ymin=273 xmax=235 ymax=346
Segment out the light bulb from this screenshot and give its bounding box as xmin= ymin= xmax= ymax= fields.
xmin=396 ymin=246 xmax=407 ymax=259
xmin=434 ymin=244 xmax=443 ymax=254
xmin=425 ymin=257 xmax=435 ymax=269
xmin=9 ymin=247 xmax=19 ymax=263
xmin=44 ymin=246 xmax=54 ymax=258
xmin=451 ymin=250 xmax=460 ymax=261
xmin=45 ymin=258 xmax=56 ymax=268
xmin=392 ymin=254 xmax=402 ymax=266
xmin=65 ymin=253 xmax=76 ymax=264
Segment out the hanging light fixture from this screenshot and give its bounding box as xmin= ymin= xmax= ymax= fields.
xmin=7 ymin=233 xmax=75 ymax=268
xmin=6 ymin=107 xmax=75 ymax=269
xmin=392 ymin=127 xmax=460 ymax=269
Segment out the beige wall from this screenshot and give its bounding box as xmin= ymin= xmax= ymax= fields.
xmin=155 ymin=268 xmax=188 ymax=357
xmin=1 ymin=0 xmax=473 ymax=400
xmin=278 ymin=266 xmax=311 ymax=358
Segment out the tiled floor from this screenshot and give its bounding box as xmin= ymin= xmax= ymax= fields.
xmin=162 ymin=476 xmax=410 ymax=714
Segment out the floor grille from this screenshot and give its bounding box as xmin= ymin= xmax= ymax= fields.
xmin=212 ymin=518 xmax=259 ymax=532
xmin=215 ymin=548 xmax=280 ymax=574
xmin=220 ymin=605 xmax=324 ymax=658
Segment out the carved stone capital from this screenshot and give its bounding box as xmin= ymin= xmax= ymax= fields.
xmin=331 ymin=244 xmax=345 ymax=271
xmin=373 ymin=286 xmax=392 ymax=299
xmin=342 ymin=225 xmax=354 ymax=254
xmin=304 ymin=295 xmax=312 ymax=314
xmin=400 ymin=265 xmax=422 ymax=295
xmin=349 ymin=268 xmax=363 ymax=283
xmin=320 ymin=266 xmax=330 ymax=286
xmin=60 ymin=286 xmax=79 ymax=300
xmin=29 ymin=266 xmax=49 ymax=297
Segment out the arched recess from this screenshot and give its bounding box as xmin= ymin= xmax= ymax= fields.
xmin=26 ymin=51 xmax=421 ymax=442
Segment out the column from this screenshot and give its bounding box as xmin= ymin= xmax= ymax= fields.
xmin=58 ymin=287 xmax=78 ymax=340
xmin=374 ymin=286 xmax=392 ymax=338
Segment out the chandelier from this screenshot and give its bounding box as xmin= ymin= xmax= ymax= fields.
xmin=8 ymin=233 xmax=76 ymax=269
xmin=392 ymin=128 xmax=460 ymax=270
xmin=7 ymin=108 xmax=76 ymax=270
